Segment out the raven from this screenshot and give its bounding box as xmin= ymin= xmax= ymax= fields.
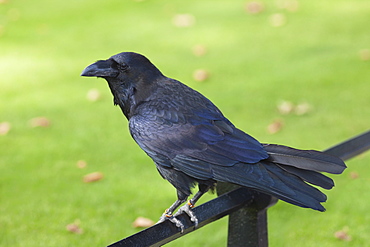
xmin=81 ymin=52 xmax=346 ymax=230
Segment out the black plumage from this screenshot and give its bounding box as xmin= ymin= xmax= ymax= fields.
xmin=81 ymin=52 xmax=346 ymax=228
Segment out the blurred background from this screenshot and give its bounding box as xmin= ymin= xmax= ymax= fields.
xmin=0 ymin=0 xmax=369 ymax=246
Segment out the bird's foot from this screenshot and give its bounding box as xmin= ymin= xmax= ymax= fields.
xmin=158 ymin=210 xmax=185 ymax=232
xmin=174 ymin=200 xmax=198 ymax=228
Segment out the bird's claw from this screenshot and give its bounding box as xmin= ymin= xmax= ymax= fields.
xmin=157 ymin=201 xmax=198 ymax=232
xmin=174 ymin=201 xmax=198 ymax=228
xmin=158 ymin=211 xmax=185 ymax=232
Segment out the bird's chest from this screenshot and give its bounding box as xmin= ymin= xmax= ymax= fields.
xmin=129 ymin=113 xmax=177 ymax=142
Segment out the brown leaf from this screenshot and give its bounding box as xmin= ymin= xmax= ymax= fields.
xmin=245 ymin=1 xmax=264 ymax=14
xmin=267 ymin=119 xmax=284 ymax=134
xmin=193 ymin=69 xmax=210 ymax=82
xmin=132 ymin=216 xmax=155 ymax=228
xmin=86 ymin=88 xmax=101 ymax=102
xmin=294 ymin=102 xmax=312 ymax=115
xmin=66 ymin=220 xmax=83 ymax=234
xmin=76 ymin=160 xmax=87 ymax=169
xmin=276 ymin=0 xmax=299 ymax=12
xmin=83 ymin=172 xmax=103 ymax=183
xmin=29 ymin=117 xmax=51 ymax=128
xmin=349 ymin=172 xmax=359 ymax=179
xmin=334 ymin=227 xmax=351 ymax=241
xmin=192 ymin=44 xmax=207 ymax=57
xmin=277 ymin=101 xmax=294 ymax=115
xmin=0 ymin=122 xmax=11 ymax=135
xmin=270 ymin=13 xmax=287 ymax=27
xmin=359 ymin=49 xmax=370 ymax=61
xmin=172 ymin=14 xmax=196 ymax=27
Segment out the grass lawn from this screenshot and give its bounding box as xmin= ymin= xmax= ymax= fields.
xmin=0 ymin=0 xmax=369 ymax=246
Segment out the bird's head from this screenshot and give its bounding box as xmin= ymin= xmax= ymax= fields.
xmin=81 ymin=52 xmax=163 ymax=82
xmin=81 ymin=52 xmax=164 ymax=118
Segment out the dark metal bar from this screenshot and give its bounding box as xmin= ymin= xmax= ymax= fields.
xmin=108 ymin=187 xmax=255 ymax=247
xmin=217 ymin=183 xmax=277 ymax=247
xmin=324 ymin=130 xmax=370 ymax=161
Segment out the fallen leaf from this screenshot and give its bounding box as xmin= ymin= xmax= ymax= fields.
xmin=270 ymin=13 xmax=287 ymax=27
xmin=193 ymin=69 xmax=210 ymax=82
xmin=172 ymin=14 xmax=196 ymax=27
xmin=132 ymin=216 xmax=155 ymax=228
xmin=359 ymin=49 xmax=370 ymax=61
xmin=76 ymin=160 xmax=87 ymax=169
xmin=83 ymin=172 xmax=103 ymax=183
xmin=277 ymin=101 xmax=294 ymax=115
xmin=276 ymin=0 xmax=299 ymax=12
xmin=66 ymin=220 xmax=83 ymax=234
xmin=349 ymin=172 xmax=359 ymax=179
xmin=86 ymin=88 xmax=101 ymax=102
xmin=29 ymin=117 xmax=51 ymax=128
xmin=192 ymin=44 xmax=207 ymax=57
xmin=245 ymin=1 xmax=264 ymax=14
xmin=294 ymin=102 xmax=312 ymax=115
xmin=334 ymin=227 xmax=351 ymax=241
xmin=267 ymin=119 xmax=284 ymax=134
xmin=0 ymin=122 xmax=11 ymax=135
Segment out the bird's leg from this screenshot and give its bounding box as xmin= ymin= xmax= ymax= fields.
xmin=173 ymin=184 xmax=210 ymax=228
xmin=158 ymin=198 xmax=187 ymax=231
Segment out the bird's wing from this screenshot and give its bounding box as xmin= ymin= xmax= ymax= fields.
xmin=129 ymin=103 xmax=268 ymax=175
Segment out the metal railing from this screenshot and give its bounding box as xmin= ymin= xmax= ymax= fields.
xmin=108 ymin=130 xmax=370 ymax=247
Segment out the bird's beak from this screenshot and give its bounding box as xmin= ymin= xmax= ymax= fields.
xmin=81 ymin=59 xmax=119 ymax=78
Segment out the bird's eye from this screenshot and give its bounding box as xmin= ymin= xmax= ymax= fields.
xmin=118 ymin=63 xmax=129 ymax=72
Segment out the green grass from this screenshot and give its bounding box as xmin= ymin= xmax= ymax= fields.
xmin=1 ymin=0 xmax=369 ymax=246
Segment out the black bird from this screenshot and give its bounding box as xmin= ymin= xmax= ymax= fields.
xmin=81 ymin=52 xmax=346 ymax=230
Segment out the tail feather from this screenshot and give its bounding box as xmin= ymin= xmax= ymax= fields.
xmin=277 ymin=164 xmax=334 ymax=190
xmin=263 ymin=144 xmax=346 ymax=174
xmin=212 ymin=145 xmax=347 ymax=211
xmin=213 ymin=161 xmax=327 ymax=211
